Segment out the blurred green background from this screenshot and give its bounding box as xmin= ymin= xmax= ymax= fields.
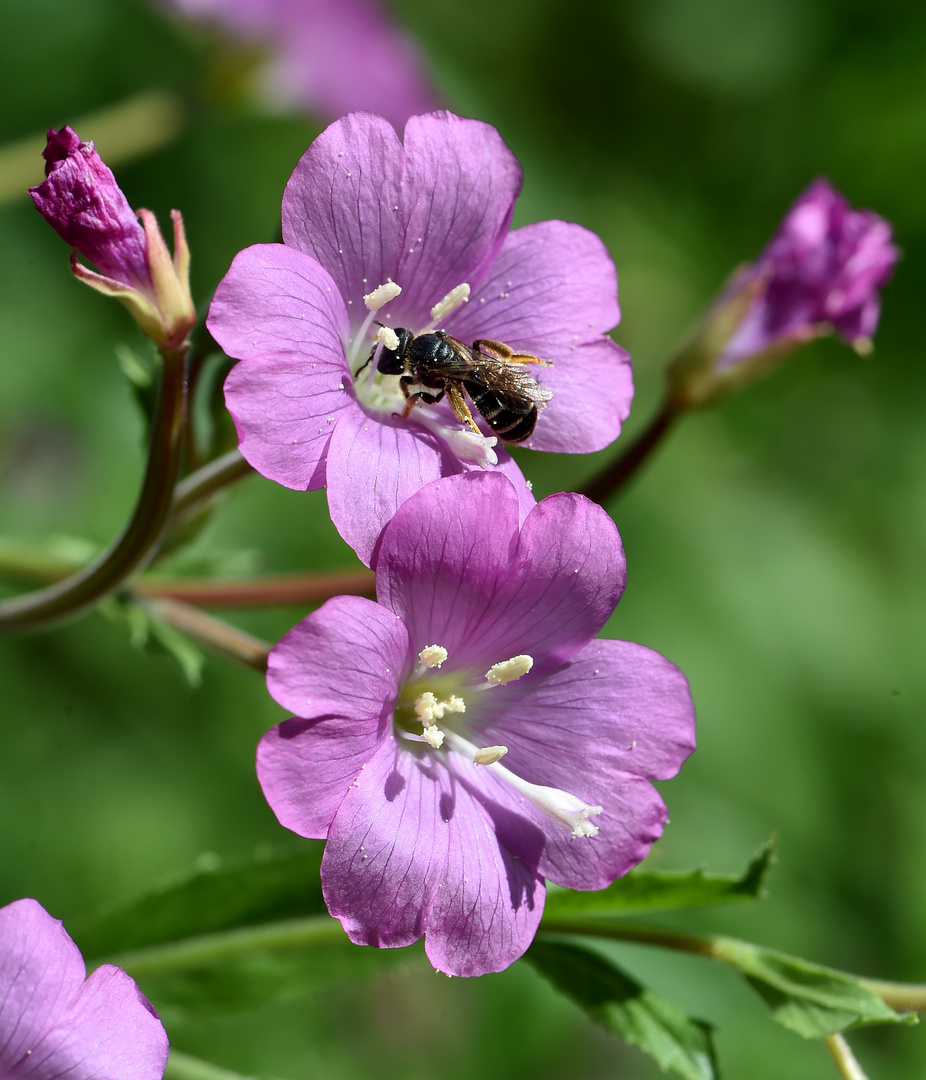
xmin=1 ymin=0 xmax=924 ymax=1076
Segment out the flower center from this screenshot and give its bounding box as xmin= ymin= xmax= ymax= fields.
xmin=393 ymin=645 xmax=603 ymax=839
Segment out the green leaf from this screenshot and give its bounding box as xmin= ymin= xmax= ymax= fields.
xmin=543 ymin=839 xmax=775 ymax=921
xmin=71 ymin=842 xmax=325 ymax=960
xmin=714 ymin=938 xmax=906 ymax=1038
xmin=98 ymin=595 xmax=206 ymax=687
xmin=70 ymin=843 xmax=415 ymax=1017
xmin=526 ymin=939 xmax=718 ymax=1080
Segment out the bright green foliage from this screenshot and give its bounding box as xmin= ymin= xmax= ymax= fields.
xmin=543 ymin=839 xmax=775 ymax=921
xmin=527 ymin=939 xmax=718 ymax=1080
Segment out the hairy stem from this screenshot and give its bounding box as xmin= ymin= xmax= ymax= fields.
xmin=0 ymin=346 xmax=188 ymax=633
xmin=581 ymin=398 xmax=681 ymax=505
xmin=142 ymin=596 xmax=271 ymax=672
xmin=538 ymin=920 xmax=926 ymax=1014
xmin=824 ymin=1034 xmax=870 ymax=1080
xmin=854 ymin=976 xmax=926 ymax=1013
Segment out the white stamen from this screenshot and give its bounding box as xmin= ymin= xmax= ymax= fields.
xmin=419 ymin=645 xmax=448 ymax=669
xmin=410 ymin=408 xmax=499 ymax=467
xmin=444 ymin=732 xmax=602 ymax=837
xmin=485 ymin=654 xmax=534 ymax=686
xmin=430 ymin=283 xmax=470 ymax=323
xmin=422 ymin=724 xmax=445 ymax=749
xmin=363 ymin=280 xmax=402 ymax=311
xmin=377 ymin=325 xmax=400 ymax=351
xmin=474 ymin=745 xmax=508 ymax=765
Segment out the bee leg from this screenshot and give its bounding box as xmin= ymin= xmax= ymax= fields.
xmin=399 ymin=377 xmax=444 ymax=418
xmin=472 ymin=338 xmax=549 ymax=365
xmin=354 ymin=341 xmax=378 ymax=377
xmin=446 ymin=384 xmax=482 ymax=434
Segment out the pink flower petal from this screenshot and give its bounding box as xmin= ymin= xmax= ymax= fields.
xmin=322 ymin=738 xmax=544 ymax=975
xmin=0 ymin=900 xmax=167 ymax=1080
xmin=394 ymin=113 xmax=523 ymax=326
xmin=210 ymin=243 xmax=353 ymax=489
xmin=377 ymin=475 xmax=625 ymax=673
xmin=325 ymin=405 xmax=463 ymax=567
xmin=282 ymin=114 xmax=406 ymax=316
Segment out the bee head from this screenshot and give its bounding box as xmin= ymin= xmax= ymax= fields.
xmin=376 ymin=327 xmax=414 ymax=375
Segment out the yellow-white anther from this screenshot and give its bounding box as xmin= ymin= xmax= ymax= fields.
xmin=485 ymin=654 xmax=534 ymax=686
xmin=363 ymin=280 xmax=402 ymax=311
xmin=415 ymin=692 xmax=439 ymax=723
xmin=422 ymin=725 xmax=445 ymax=749
xmin=474 ymin=745 xmax=508 ymax=766
xmin=419 ymin=645 xmax=448 ymax=669
xmin=377 ymin=325 xmax=400 ymax=350
xmin=414 ymin=692 xmax=465 ymax=724
xmin=430 ymin=283 xmax=470 ymax=323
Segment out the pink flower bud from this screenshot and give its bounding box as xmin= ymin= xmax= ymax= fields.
xmin=668 ymin=179 xmax=899 ymax=408
xmin=30 ymin=126 xmax=195 ymax=349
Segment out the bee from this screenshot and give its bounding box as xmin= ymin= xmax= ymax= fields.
xmin=365 ymin=329 xmax=553 ymax=443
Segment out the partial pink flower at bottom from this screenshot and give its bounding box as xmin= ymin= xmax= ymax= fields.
xmin=257 ymin=472 xmax=696 ymax=976
xmin=0 ymin=898 xmax=168 ymax=1080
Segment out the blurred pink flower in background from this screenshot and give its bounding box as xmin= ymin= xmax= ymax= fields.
xmin=159 ymin=0 xmax=438 ymax=126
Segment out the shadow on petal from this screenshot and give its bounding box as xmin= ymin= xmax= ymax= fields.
xmin=384 ymin=769 xmax=406 ymax=802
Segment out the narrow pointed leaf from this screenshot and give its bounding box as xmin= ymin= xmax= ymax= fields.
xmin=543 ymin=839 xmax=774 ymax=921
xmin=71 ymin=843 xmax=325 ymax=959
xmin=526 ymin=939 xmax=718 ymax=1080
xmin=714 ymin=939 xmax=908 ymax=1038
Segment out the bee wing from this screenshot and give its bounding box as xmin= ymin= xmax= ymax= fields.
xmin=443 ymin=336 xmax=554 ymax=411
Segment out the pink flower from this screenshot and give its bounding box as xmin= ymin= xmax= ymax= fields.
xmin=158 ymin=0 xmax=437 ymax=127
xmin=209 ymin=111 xmax=633 ymax=564
xmin=0 ymin=898 xmax=168 ymax=1080
xmin=257 ymin=472 xmax=695 ymax=976
xmin=718 ymin=178 xmax=898 ymax=368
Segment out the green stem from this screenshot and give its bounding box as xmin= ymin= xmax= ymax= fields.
xmin=141 ymin=596 xmax=271 ymax=672
xmin=541 ymin=920 xmax=719 ymax=958
xmin=824 ymin=1033 xmax=870 ymax=1080
xmin=853 ymin=976 xmax=926 ymax=1014
xmin=165 ymin=1051 xmax=261 ymax=1080
xmin=0 ymin=346 xmax=188 ymax=633
xmin=95 ymin=915 xmax=344 ymax=979
xmin=580 ymin=398 xmax=681 ymax=505
xmin=538 ymin=920 xmax=926 ymax=1013
xmin=137 ymin=568 xmax=375 ymax=607
xmin=170 ymin=448 xmax=254 ymax=524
